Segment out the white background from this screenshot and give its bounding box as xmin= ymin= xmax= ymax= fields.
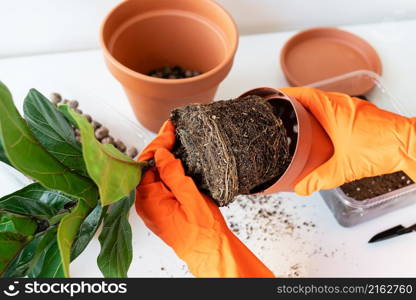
xmin=0 ymin=0 xmax=416 ymax=57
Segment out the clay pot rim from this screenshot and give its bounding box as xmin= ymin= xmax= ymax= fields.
xmin=99 ymin=0 xmax=239 ymax=85
xmin=280 ymin=26 xmax=382 ymax=89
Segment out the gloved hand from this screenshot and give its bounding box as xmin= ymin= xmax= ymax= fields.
xmin=281 ymin=87 xmax=416 ymax=196
xmin=136 ymin=121 xmax=274 ymax=278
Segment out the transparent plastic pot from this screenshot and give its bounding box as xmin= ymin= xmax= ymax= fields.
xmin=308 ymin=70 xmax=416 ymax=227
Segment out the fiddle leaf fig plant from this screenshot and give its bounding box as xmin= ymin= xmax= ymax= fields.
xmin=0 ymin=82 xmax=145 ymax=278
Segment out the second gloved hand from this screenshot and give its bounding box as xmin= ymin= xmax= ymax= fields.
xmin=281 ymin=87 xmax=416 ymax=196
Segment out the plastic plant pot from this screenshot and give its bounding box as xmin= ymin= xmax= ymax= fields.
xmin=100 ymin=0 xmax=239 ymax=132
xmin=240 ymin=87 xmax=334 ymax=193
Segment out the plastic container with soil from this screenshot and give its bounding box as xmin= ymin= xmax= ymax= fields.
xmin=100 ymin=0 xmax=239 ymax=132
xmin=309 ymin=70 xmax=416 ymax=227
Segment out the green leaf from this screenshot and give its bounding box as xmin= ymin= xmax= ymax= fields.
xmin=0 ymin=137 xmax=11 ymax=166
xmin=0 ymin=232 xmax=32 ymax=276
xmin=37 ymin=237 xmax=64 ymax=278
xmin=48 ymin=211 xmax=71 ymax=226
xmin=0 ymin=212 xmax=38 ymax=276
xmin=23 ymin=89 xmax=88 ymax=177
xmin=57 ymin=200 xmax=90 ymax=277
xmin=71 ymin=204 xmax=105 ymax=261
xmin=97 ymin=190 xmax=135 ymax=278
xmin=0 ymin=82 xmax=98 ymax=207
xmin=65 ymin=105 xmax=144 ymax=206
xmin=58 ymin=105 xmax=78 ymax=128
xmin=0 ymin=212 xmax=38 ymax=236
xmin=0 ymin=183 xmax=75 ymax=221
xmin=3 ymin=227 xmax=57 ymax=278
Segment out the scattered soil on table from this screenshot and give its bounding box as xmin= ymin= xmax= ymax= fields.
xmin=226 ymin=194 xmax=316 ymax=241
xmin=223 ymin=193 xmax=343 ymax=277
xmin=171 ymin=95 xmax=291 ymax=206
xmin=340 ymin=171 xmax=414 ymax=201
xmin=148 ymin=66 xmax=202 ymax=79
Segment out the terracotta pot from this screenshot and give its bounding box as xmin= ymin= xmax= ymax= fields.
xmin=240 ymin=87 xmax=334 ymax=193
xmin=100 ymin=0 xmax=239 ymax=132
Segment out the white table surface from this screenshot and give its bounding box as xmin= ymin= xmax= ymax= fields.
xmin=1 ymin=19 xmax=416 ymax=277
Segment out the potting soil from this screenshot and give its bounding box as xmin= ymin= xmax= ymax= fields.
xmin=340 ymin=171 xmax=414 ymax=200
xmin=171 ymin=95 xmax=290 ymax=206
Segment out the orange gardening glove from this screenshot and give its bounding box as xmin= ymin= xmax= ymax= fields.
xmin=135 ymin=121 xmax=274 ymax=278
xmin=281 ymin=87 xmax=416 ymax=196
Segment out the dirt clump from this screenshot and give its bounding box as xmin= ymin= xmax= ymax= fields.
xmin=171 ymin=95 xmax=291 ymax=206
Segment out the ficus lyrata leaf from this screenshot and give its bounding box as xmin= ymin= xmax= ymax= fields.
xmin=97 ymin=190 xmax=135 ymax=278
xmin=23 ymin=89 xmax=88 ymax=177
xmin=64 ymin=105 xmax=144 ymax=206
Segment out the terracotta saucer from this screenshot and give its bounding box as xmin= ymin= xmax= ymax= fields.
xmin=280 ymin=27 xmax=382 ymax=95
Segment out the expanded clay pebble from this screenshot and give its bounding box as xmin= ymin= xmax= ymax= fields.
xmin=69 ymin=100 xmax=79 ymax=109
xmin=126 ymin=147 xmax=138 ymax=159
xmin=92 ymin=121 xmax=102 ymax=130
xmin=83 ymin=114 xmax=92 ymax=123
xmin=95 ymin=127 xmax=109 ymax=140
xmin=101 ymin=136 xmax=114 ymax=145
xmin=114 ymin=139 xmax=126 ymax=152
xmin=51 ymin=93 xmax=62 ymax=105
xmin=74 ymin=128 xmax=81 ymax=142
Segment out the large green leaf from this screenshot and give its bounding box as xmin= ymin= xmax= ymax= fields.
xmin=0 ymin=183 xmax=75 ymax=221
xmin=71 ymin=204 xmax=104 ymax=261
xmin=57 ymin=199 xmax=90 ymax=277
xmin=0 ymin=82 xmax=98 ymax=207
xmin=0 ymin=232 xmax=33 ymax=275
xmin=0 ymin=137 xmax=11 ymax=166
xmin=3 ymin=227 xmax=57 ymax=278
xmin=65 ymin=105 xmax=144 ymax=206
xmin=23 ymin=89 xmax=88 ymax=176
xmin=37 ymin=237 xmax=64 ymax=278
xmin=97 ymin=190 xmax=135 ymax=278
xmin=0 ymin=212 xmax=38 ymax=236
